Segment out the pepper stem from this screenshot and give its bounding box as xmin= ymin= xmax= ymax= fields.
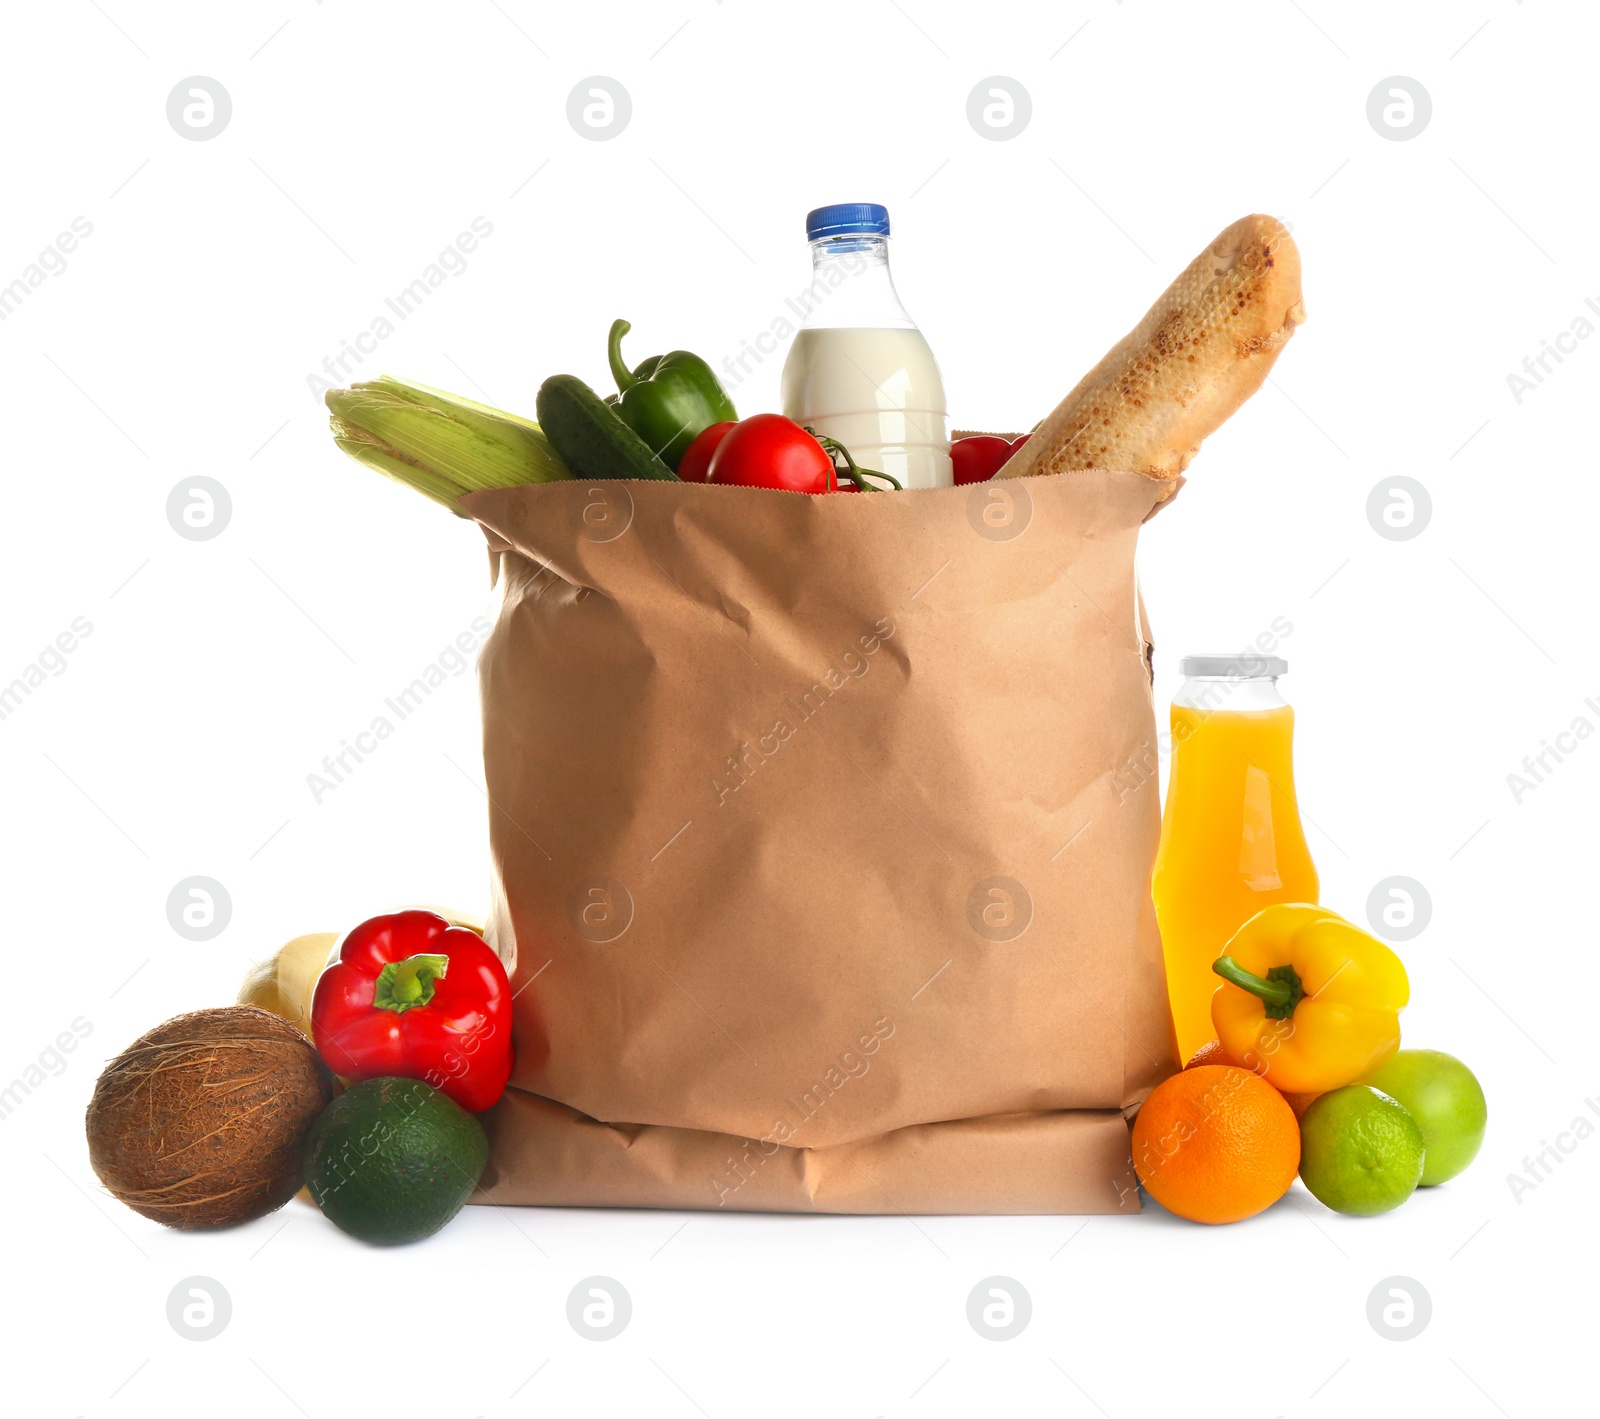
xmin=372 ymin=953 xmax=450 ymax=1013
xmin=608 ymin=319 xmax=637 ymax=394
xmin=1212 ymin=955 xmax=1304 ymax=1021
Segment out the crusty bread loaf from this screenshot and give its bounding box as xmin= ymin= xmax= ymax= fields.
xmin=998 ymin=214 xmax=1304 ymax=482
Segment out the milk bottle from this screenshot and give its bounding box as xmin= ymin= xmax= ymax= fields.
xmin=780 ymin=204 xmax=952 ymax=490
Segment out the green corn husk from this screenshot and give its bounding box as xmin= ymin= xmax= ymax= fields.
xmin=325 ymin=376 xmax=570 ymax=512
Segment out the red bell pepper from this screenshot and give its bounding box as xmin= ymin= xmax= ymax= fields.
xmin=311 ymin=910 xmax=513 ymax=1112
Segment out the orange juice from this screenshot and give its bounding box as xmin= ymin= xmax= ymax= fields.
xmin=1152 ymin=657 xmax=1318 ymax=1061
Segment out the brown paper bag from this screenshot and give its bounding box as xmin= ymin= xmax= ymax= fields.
xmin=461 ymin=470 xmax=1179 ymax=1214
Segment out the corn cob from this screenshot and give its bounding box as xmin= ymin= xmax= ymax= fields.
xmin=325 ymin=376 xmax=570 ymax=512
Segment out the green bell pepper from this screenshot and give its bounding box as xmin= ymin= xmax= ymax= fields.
xmin=606 ymin=319 xmax=737 ymax=471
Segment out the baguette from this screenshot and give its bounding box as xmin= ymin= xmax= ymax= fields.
xmin=998 ymin=214 xmax=1304 ymax=482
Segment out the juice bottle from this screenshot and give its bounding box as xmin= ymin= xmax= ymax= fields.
xmin=780 ymin=202 xmax=952 ymax=490
xmin=1152 ymin=654 xmax=1319 ymax=1062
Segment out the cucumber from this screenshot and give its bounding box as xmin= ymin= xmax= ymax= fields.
xmin=536 ymin=374 xmax=678 ymax=481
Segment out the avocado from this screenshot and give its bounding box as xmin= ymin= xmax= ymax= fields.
xmin=303 ymin=1077 xmax=488 ymax=1245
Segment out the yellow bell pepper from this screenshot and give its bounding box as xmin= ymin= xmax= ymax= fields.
xmin=1210 ymin=903 xmax=1408 ymax=1094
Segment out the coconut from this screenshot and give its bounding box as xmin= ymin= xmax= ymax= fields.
xmin=86 ymin=1005 xmax=333 ymax=1229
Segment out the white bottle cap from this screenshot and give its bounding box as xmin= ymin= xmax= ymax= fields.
xmin=1178 ymin=653 xmax=1288 ymax=678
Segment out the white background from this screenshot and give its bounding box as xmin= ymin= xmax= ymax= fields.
xmin=4 ymin=1 xmax=1594 ymax=1415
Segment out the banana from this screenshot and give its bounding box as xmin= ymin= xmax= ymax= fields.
xmin=237 ymin=933 xmax=339 ymax=1039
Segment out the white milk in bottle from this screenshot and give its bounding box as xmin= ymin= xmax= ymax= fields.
xmin=780 ymin=203 xmax=952 ymax=490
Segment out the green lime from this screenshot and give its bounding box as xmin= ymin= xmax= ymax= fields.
xmin=303 ymin=1077 xmax=488 ymax=1245
xmin=1298 ymin=1085 xmax=1425 ymax=1216
xmin=1364 ymin=1049 xmax=1487 ymax=1185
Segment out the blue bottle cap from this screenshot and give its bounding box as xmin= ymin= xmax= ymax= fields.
xmin=805 ymin=203 xmax=890 ymax=240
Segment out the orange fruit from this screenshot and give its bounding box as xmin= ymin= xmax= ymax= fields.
xmin=1132 ymin=1065 xmax=1301 ymax=1224
xmin=1184 ymin=1039 xmax=1234 ymax=1070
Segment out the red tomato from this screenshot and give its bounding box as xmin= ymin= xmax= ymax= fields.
xmin=951 ymin=434 xmax=1031 ymax=485
xmin=707 ymin=414 xmax=838 ymax=493
xmin=951 ymin=436 xmax=1011 ymax=485
xmin=677 ymin=421 xmax=735 ymax=483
